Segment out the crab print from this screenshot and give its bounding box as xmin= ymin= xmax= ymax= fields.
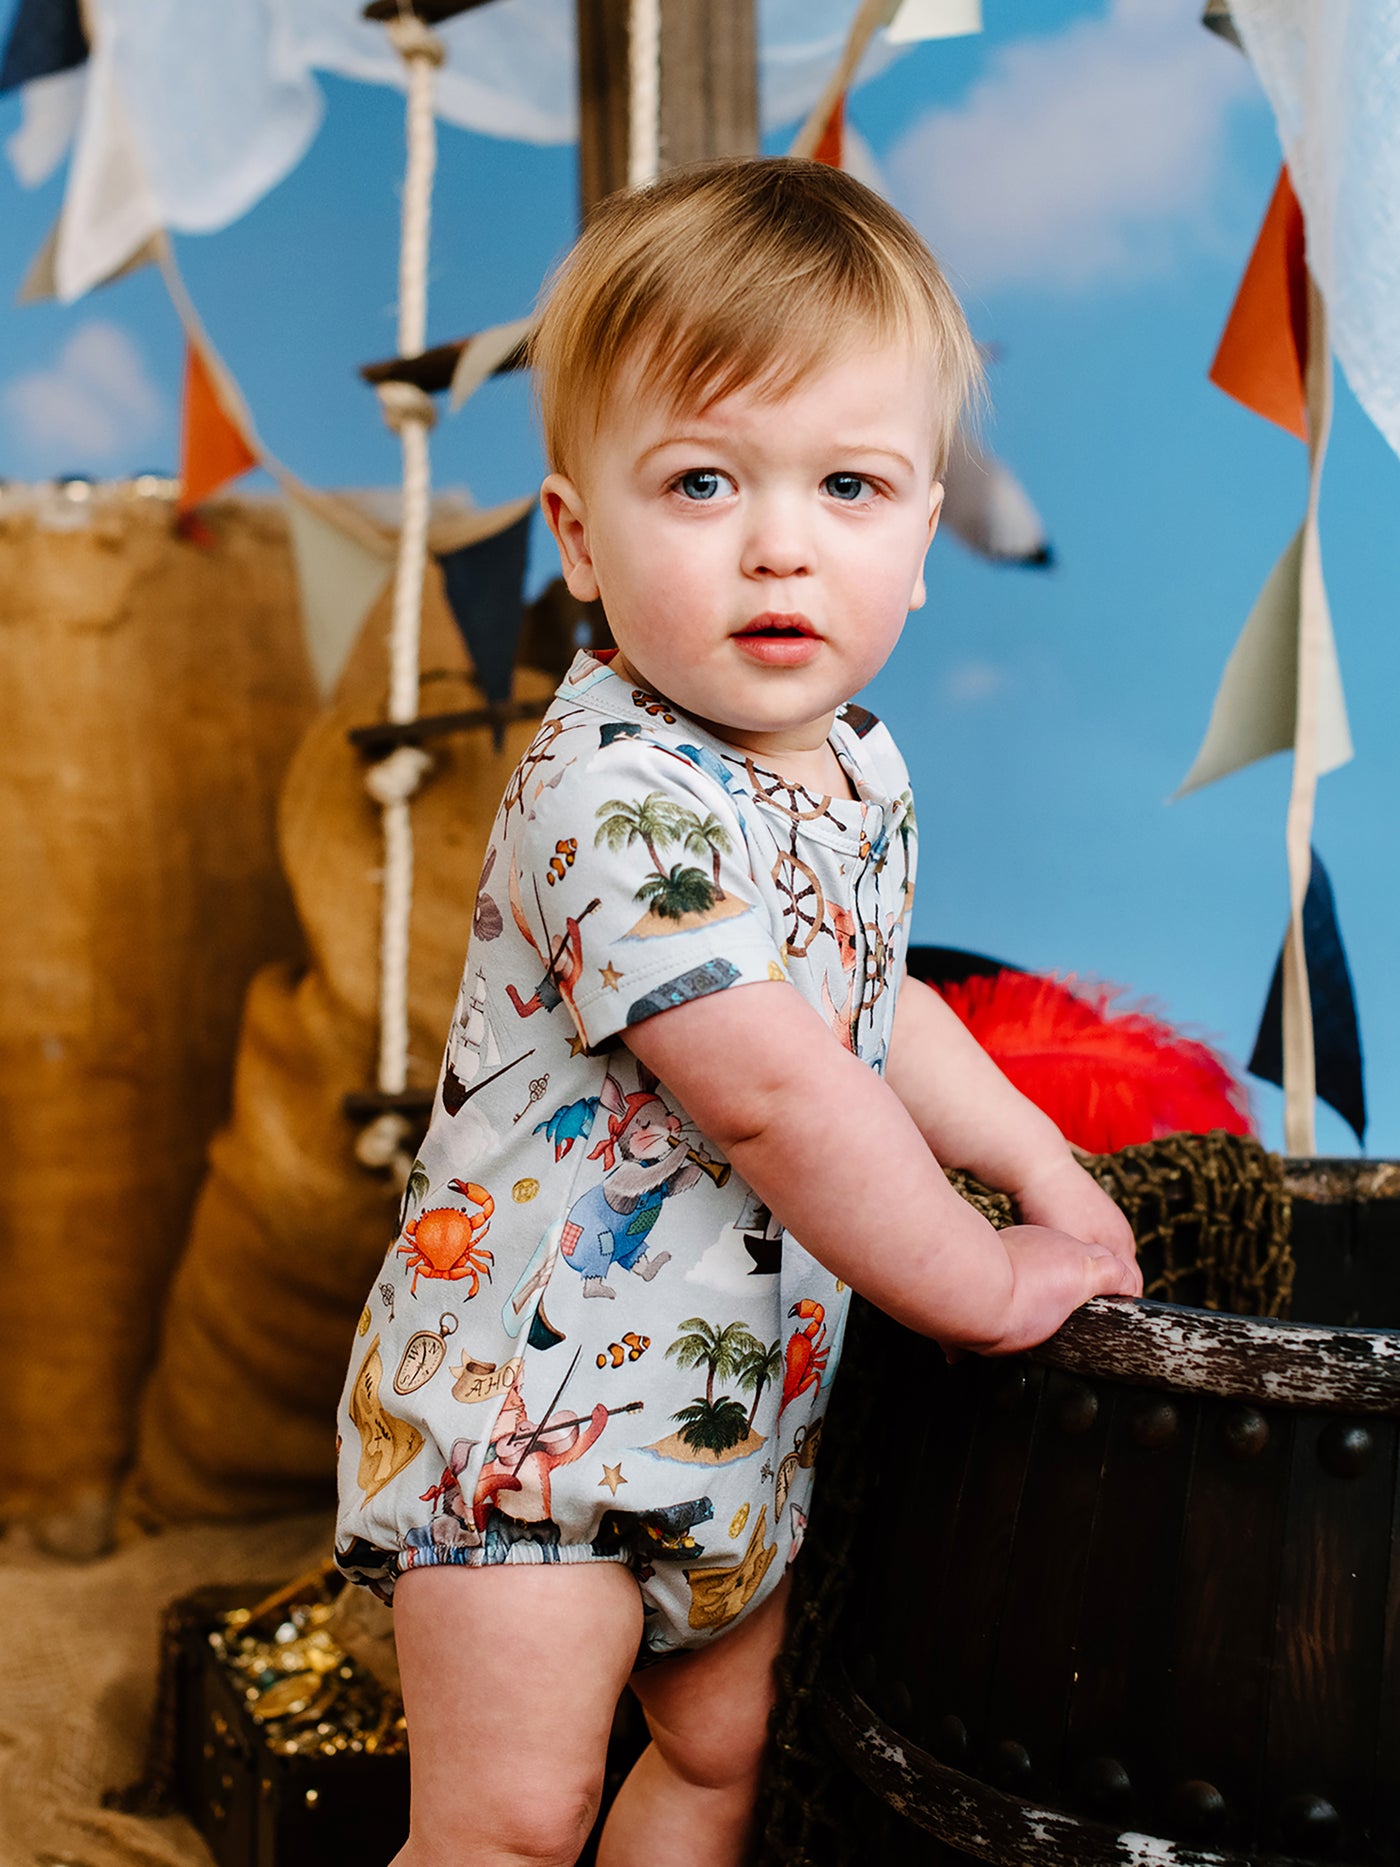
xmin=396 ymin=1179 xmax=495 ymax=1298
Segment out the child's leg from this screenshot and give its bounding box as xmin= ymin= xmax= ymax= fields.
xmin=597 ymin=1572 xmax=791 ymax=1867
xmin=389 ymin=1559 xmax=644 ymax=1867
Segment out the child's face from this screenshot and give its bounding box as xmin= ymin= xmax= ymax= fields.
xmin=541 ymin=336 xmax=943 ymax=772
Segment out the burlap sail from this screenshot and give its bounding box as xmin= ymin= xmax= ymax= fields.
xmin=0 ymin=489 xmax=315 ymax=1554
xmin=119 ymin=578 xmax=559 ymax=1528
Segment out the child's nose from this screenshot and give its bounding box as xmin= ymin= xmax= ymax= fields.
xmin=741 ymin=495 xmax=812 ymax=579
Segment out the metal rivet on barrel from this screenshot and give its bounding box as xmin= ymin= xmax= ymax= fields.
xmin=1172 ymin=1780 xmax=1227 ymax=1837
xmin=1318 ymin=1422 xmax=1374 ymax=1479
xmin=990 ymin=1739 xmax=1033 ymax=1790
xmin=1128 ymin=1399 xmax=1179 ymax=1450
xmin=1058 ymin=1383 xmax=1099 ymax=1435
xmin=1221 ymin=1406 xmax=1269 ymax=1460
xmin=933 ymin=1714 xmax=969 ymax=1763
xmin=1278 ymin=1792 xmax=1340 ymax=1853
xmin=1076 ymin=1755 xmax=1131 ymax=1810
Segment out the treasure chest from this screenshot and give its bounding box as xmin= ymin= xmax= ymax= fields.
xmin=137 ymin=1577 xmax=411 ymax=1867
xmin=132 ymin=1571 xmax=646 ymax=1867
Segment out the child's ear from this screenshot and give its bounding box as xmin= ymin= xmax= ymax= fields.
xmin=541 ymin=474 xmax=599 ymax=603
xmin=909 ymin=480 xmax=945 ymax=612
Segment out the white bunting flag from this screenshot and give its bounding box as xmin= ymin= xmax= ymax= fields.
xmin=284 ymin=487 xmax=396 ymax=701
xmin=886 ymin=0 xmax=982 ymax=43
xmin=448 ymin=313 xmax=536 ymax=413
xmin=1175 ymin=521 xmax=1352 ymax=800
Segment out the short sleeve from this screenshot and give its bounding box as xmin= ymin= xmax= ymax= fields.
xmin=510 ymin=734 xmax=787 ymax=1051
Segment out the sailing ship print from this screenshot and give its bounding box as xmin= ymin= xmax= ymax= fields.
xmin=442 ymin=968 xmax=503 ymax=1114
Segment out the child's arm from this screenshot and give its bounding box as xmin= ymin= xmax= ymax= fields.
xmin=884 ymin=970 xmax=1138 ymax=1268
xmin=624 ymin=981 xmax=1137 ymax=1355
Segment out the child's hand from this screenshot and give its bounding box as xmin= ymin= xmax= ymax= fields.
xmin=1009 ymin=1151 xmax=1142 ymax=1297
xmin=951 ymin=1221 xmax=1138 ymax=1359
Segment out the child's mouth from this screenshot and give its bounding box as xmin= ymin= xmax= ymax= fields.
xmin=733 ymin=614 xmax=821 ymax=666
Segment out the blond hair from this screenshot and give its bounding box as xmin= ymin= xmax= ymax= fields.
xmin=531 ymin=157 xmax=982 ymax=480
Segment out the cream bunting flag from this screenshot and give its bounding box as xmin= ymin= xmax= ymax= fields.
xmin=448 ymin=313 xmax=535 ymax=412
xmin=886 ymin=0 xmax=982 ymax=42
xmin=284 ymin=486 xmax=396 ymax=700
xmin=1174 ymin=522 xmax=1351 ymax=798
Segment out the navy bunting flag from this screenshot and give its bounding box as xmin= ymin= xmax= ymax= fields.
xmin=1248 ymin=848 xmax=1366 ymax=1143
xmin=0 ymin=0 xmax=87 ymax=93
xmin=438 ymin=507 xmax=534 ymax=726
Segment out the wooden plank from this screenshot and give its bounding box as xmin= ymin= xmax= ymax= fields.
xmin=659 ymin=0 xmax=757 ymax=169
xmin=914 ymin=1362 xmax=1044 ymax=1758
xmin=980 ymin=1370 xmax=1113 ymax=1803
xmin=1036 ymin=1297 xmax=1400 ymax=1414
xmin=1166 ymin=1393 xmax=1291 ymax=1853
xmin=1259 ymin=1413 xmax=1395 ymax=1859
xmin=577 ymin=0 xmax=757 ymax=214
xmin=1063 ymin=1386 xmax=1196 ymax=1831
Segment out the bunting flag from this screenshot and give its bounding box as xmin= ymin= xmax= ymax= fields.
xmin=283 ymin=486 xmax=396 ymax=700
xmin=0 ymin=0 xmax=87 ymax=94
xmin=941 ymin=430 xmax=1052 ymax=567
xmin=886 ymin=0 xmax=983 ymax=41
xmin=1248 ymin=849 xmax=1365 ymax=1144
xmin=448 ymin=312 xmax=535 ymax=412
xmin=1174 ymin=521 xmax=1351 ymax=796
xmin=436 ymin=499 xmax=535 ymax=716
xmin=52 ymin=34 xmax=164 ymax=302
xmin=16 ymin=215 xmax=159 ymax=305
xmin=1209 ymin=165 xmax=1308 ymax=440
xmin=1200 ymin=1 xmax=1243 ymax=52
xmin=1182 ymin=162 xmax=1350 ymax=1153
xmin=812 ymin=93 xmax=844 ymax=169
xmin=5 ymin=64 xmax=85 ymax=185
xmin=177 ymin=339 xmax=258 ymax=520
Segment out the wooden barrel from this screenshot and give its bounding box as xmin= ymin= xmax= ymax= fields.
xmin=820 ymin=1159 xmax=1400 ymax=1867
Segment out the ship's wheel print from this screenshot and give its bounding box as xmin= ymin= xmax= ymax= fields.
xmin=772 ymin=850 xmax=826 ymax=957
xmin=745 ymin=759 xmax=844 ymax=827
xmin=501 ymin=714 xmax=576 ymax=822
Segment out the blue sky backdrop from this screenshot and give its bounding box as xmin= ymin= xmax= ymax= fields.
xmin=4 ymin=0 xmax=1398 ymax=1156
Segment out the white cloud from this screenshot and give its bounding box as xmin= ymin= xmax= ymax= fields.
xmin=942 ymin=659 xmax=1005 ymax=705
xmin=5 ymin=321 xmax=167 ymax=470
xmin=886 ymin=0 xmax=1259 ymax=292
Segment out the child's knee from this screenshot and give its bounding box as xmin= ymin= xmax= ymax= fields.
xmin=404 ymin=1778 xmax=602 ymax=1866
xmin=644 ymin=1700 xmax=772 ymax=1794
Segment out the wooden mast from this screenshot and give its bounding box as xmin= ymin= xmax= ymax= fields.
xmin=576 ymin=0 xmax=758 ymax=211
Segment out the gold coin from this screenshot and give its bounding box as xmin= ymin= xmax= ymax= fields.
xmin=357 ymin=1305 xmax=371 ymax=1336
xmin=729 ymin=1502 xmax=750 ymax=1538
xmin=512 ymin=1178 xmax=539 ymax=1203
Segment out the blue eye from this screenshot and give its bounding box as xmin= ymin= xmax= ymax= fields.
xmin=824 ymin=473 xmax=870 ymax=502
xmin=676 ymin=469 xmax=729 ymax=501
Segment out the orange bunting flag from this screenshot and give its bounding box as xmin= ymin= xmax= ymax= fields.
xmin=177 ymin=339 xmax=257 ymax=519
xmin=813 ymin=94 xmax=844 ymax=169
xmin=1209 ymin=164 xmax=1309 ymax=441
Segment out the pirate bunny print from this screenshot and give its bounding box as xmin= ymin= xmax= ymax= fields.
xmin=334 ymin=650 xmax=915 ymax=1655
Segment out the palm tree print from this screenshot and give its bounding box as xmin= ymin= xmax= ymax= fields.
xmin=594 ymin=793 xmax=689 ymax=875
xmin=672 ymin=1395 xmax=752 ymax=1453
xmin=734 ymin=1337 xmax=782 ymax=1428
xmin=634 ymin=863 xmax=717 ymax=920
xmin=596 ymin=795 xmax=730 ymax=919
xmin=667 ymin=1320 xmax=766 ymax=1452
xmin=680 ymin=811 xmax=732 ymax=892
xmin=666 ymin=1317 xmax=761 ymax=1403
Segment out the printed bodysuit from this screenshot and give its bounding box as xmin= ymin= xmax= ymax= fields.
xmin=334 ymin=649 xmax=917 ymax=1658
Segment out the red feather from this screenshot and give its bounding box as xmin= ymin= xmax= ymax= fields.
xmin=935 ymin=971 xmax=1253 ymax=1154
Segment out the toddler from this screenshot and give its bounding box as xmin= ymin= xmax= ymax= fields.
xmin=335 ymin=156 xmax=1139 ymax=1867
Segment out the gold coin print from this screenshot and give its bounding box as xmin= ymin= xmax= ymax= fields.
xmin=511 ymin=1178 xmax=539 ymax=1203
xmin=767 ymin=960 xmax=787 ymax=982
xmin=729 ymin=1502 xmax=751 ymax=1538
xmin=357 ymin=1305 xmax=372 ymax=1336
xmin=835 ymin=1279 xmax=846 ymax=1294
